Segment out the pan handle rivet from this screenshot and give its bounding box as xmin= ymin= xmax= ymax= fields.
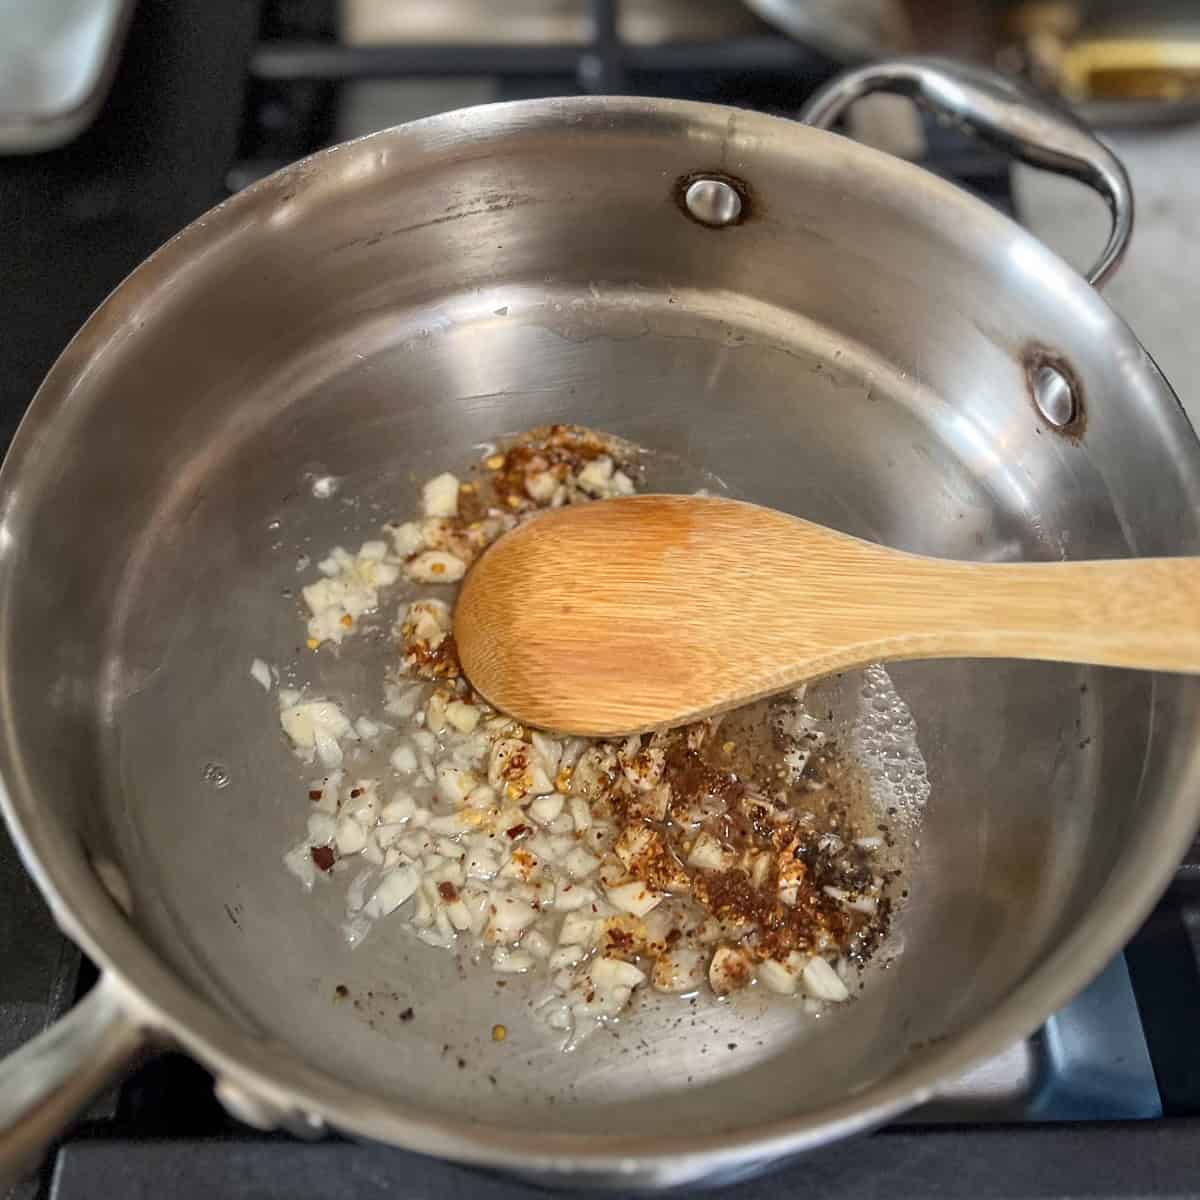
xmin=214 ymin=1079 xmax=284 ymax=1130
xmin=685 ymin=178 xmax=742 ymax=227
xmin=1032 ymin=364 xmax=1077 ymax=428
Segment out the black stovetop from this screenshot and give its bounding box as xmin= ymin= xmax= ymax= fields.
xmin=4 ymin=2 xmax=1200 ymax=1198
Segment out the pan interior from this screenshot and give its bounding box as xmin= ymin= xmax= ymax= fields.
xmin=100 ymin=293 xmax=1135 ymax=1136
xmin=4 ymin=102 xmax=1196 ymax=1143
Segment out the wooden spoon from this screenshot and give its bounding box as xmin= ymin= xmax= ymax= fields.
xmin=454 ymin=494 xmax=1200 ymax=737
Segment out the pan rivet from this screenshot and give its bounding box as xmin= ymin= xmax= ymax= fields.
xmin=1032 ymin=365 xmax=1076 ymax=428
xmin=685 ymin=178 xmax=742 ymax=227
xmin=214 ymin=1079 xmax=284 ymax=1131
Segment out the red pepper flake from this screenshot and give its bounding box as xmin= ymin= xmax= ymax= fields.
xmin=437 ymin=881 xmax=459 ymax=901
xmin=666 ymin=928 xmax=682 ymax=945
xmin=350 ymin=788 xmax=363 ymax=799
xmin=308 ymin=790 xmax=323 ymax=801
xmin=310 ymin=845 xmax=335 ymax=872
xmin=506 ymin=823 xmax=529 ymax=839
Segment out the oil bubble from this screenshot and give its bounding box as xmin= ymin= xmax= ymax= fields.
xmin=202 ymin=762 xmax=231 ymax=790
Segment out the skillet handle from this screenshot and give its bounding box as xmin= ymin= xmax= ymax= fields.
xmin=0 ymin=973 xmax=148 ymax=1187
xmin=799 ymin=56 xmax=1133 ymax=289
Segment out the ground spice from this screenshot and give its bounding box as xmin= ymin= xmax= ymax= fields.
xmin=597 ymin=703 xmax=894 ymax=978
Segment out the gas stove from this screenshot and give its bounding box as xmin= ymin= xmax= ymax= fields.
xmin=3 ymin=2 xmax=1200 ymax=1198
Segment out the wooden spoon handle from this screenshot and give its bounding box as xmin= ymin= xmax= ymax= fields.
xmin=892 ymin=555 xmax=1200 ymax=672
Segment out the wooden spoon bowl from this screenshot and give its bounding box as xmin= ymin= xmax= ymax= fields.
xmin=454 ymin=495 xmax=1200 ymax=737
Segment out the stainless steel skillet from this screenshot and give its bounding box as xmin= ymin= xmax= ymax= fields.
xmin=2 ymin=59 xmax=1199 ymax=1191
